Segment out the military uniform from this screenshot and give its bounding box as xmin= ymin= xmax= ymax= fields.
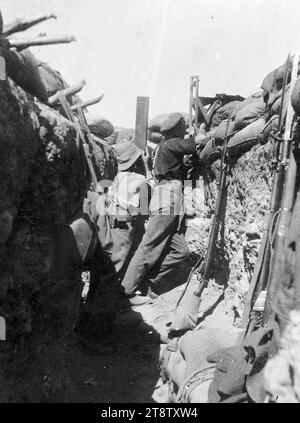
xmin=87 ymin=139 xmax=153 ymax=310
xmin=122 ymin=113 xmax=196 ymax=296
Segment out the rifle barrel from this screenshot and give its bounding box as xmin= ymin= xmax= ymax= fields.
xmin=3 ymin=14 xmax=57 ymax=37
xmin=48 ymin=80 xmax=86 ymax=104
xmin=8 ymin=35 xmax=76 ymax=50
xmin=71 ymin=94 xmax=104 ymax=111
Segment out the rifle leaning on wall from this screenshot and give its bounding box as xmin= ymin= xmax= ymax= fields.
xmin=170 ymin=116 xmax=235 ymax=333
xmin=262 ymin=52 xmax=300 ymax=325
xmin=241 ymin=54 xmax=291 ymax=332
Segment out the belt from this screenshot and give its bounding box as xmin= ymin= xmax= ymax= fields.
xmin=110 ymin=214 xmax=138 ymax=228
xmin=154 ymin=177 xmax=182 ymax=184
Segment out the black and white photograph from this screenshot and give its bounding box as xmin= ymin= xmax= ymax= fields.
xmin=0 ymin=0 xmax=299 ymax=406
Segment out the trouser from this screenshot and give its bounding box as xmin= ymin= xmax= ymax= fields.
xmin=86 ymin=216 xmax=145 ymax=314
xmin=121 ymin=213 xmax=190 ymax=296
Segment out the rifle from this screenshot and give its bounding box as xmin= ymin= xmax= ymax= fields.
xmin=8 ymin=35 xmax=76 ymax=50
xmin=242 ymin=54 xmax=291 ymax=331
xmin=56 ymin=92 xmax=99 ymax=191
xmin=71 ymin=94 xmax=104 ymax=111
xmin=170 ymin=115 xmax=234 ymax=333
xmin=48 ymin=80 xmax=86 ymax=105
xmin=3 ymin=14 xmax=57 ymax=37
xmin=262 ymin=52 xmax=299 ymax=325
xmin=76 ymin=105 xmax=99 ymax=190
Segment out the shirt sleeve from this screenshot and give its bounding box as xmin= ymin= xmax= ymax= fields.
xmin=173 ymin=137 xmax=196 ymax=155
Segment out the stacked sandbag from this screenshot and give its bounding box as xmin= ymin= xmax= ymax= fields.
xmin=0 ymin=46 xmax=76 ymax=106
xmin=199 ymin=91 xmax=267 ymax=164
xmin=0 ymin=47 xmax=48 ymax=102
xmin=160 ymin=328 xmax=237 ymax=403
xmin=227 ymin=117 xmax=266 ymax=157
xmin=86 ymin=112 xmax=114 ymax=139
xmin=210 ymin=100 xmax=242 ymax=128
xmin=115 ymin=127 xmax=135 ymax=143
xmin=234 ymin=95 xmax=266 ymax=131
xmin=37 ymin=61 xmax=68 ymax=98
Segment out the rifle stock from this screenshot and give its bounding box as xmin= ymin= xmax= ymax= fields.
xmin=48 ymin=80 xmax=86 ymax=105
xmin=3 ymin=14 xmax=57 ymax=37
xmin=71 ymin=94 xmax=104 ymax=111
xmin=8 ymin=35 xmax=76 ymax=50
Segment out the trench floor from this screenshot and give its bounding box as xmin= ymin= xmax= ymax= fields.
xmin=65 ymin=219 xmax=238 ymax=403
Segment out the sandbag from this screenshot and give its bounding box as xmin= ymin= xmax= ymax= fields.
xmin=161 ymin=328 xmax=237 ymax=403
xmin=227 ymin=117 xmax=266 ymax=157
xmin=115 ymin=128 xmax=135 ymax=144
xmin=269 ymin=84 xmax=290 ymax=117
xmin=199 ymin=120 xmax=235 ymax=165
xmin=2 ymin=48 xmax=48 ymax=102
xmin=234 ymin=99 xmax=266 ymax=131
xmin=210 ymin=101 xmax=242 ymax=128
xmin=37 ymin=61 xmax=68 ymax=98
xmin=214 ymin=119 xmax=236 ymax=142
xmin=231 ymin=91 xmax=264 ymax=117
xmin=291 ymin=76 xmax=300 ymax=116
xmin=86 ymin=112 xmax=114 ymax=139
xmin=261 ymin=57 xmax=300 ymax=108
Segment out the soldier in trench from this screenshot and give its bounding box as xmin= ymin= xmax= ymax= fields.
xmin=121 ymin=113 xmax=204 ymax=299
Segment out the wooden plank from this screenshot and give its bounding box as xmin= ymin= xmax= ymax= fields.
xmin=135 ymin=96 xmax=149 ymax=152
xmin=194 ymin=76 xmax=199 ymax=128
xmin=189 ymin=76 xmax=194 ymax=134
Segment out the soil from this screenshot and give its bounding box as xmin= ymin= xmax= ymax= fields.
xmin=60 ymin=219 xmax=239 ymax=403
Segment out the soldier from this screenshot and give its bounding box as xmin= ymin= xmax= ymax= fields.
xmin=87 ymin=138 xmax=154 ymax=313
xmin=121 ymin=113 xmax=203 ymax=299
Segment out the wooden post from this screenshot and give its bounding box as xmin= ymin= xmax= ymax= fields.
xmin=194 ymin=76 xmax=199 ymax=128
xmin=135 ymin=96 xmax=149 ymax=151
xmin=189 ymin=76 xmax=194 ymax=134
